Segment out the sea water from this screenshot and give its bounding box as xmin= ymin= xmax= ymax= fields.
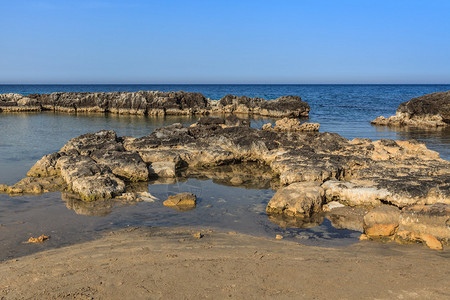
xmin=0 ymin=84 xmax=449 ymax=260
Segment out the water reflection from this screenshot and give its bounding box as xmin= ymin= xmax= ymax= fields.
xmin=373 ymin=126 xmax=450 ymax=159
xmin=267 ymin=213 xmax=325 ymax=229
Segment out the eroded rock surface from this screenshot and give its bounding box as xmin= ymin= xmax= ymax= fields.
xmin=371 ymin=91 xmax=450 ymax=128
xmin=0 ymin=91 xmax=311 ymax=118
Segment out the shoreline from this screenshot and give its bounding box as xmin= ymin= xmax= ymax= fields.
xmin=1 ymin=226 xmax=449 ymax=299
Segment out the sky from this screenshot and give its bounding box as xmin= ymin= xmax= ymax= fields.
xmin=0 ymin=0 xmax=449 ymax=84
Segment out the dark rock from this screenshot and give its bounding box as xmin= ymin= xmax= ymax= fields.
xmin=372 ymin=91 xmax=450 ymax=128
xmin=0 ymin=91 xmax=311 ymax=118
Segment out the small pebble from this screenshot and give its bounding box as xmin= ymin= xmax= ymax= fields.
xmin=193 ymin=232 xmax=203 ymax=239
xmin=275 ymin=234 xmax=283 ymax=240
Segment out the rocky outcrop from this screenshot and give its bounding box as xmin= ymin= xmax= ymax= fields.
xmin=212 ymin=95 xmax=310 ymax=118
xmin=1 ymin=116 xmax=449 ymax=248
xmin=266 ymin=182 xmax=324 ymax=217
xmin=163 ymin=193 xmax=197 ymax=211
xmin=262 ymin=118 xmax=320 ymax=132
xmin=371 ymin=91 xmax=450 ymax=128
xmin=0 ymin=91 xmax=311 ymax=118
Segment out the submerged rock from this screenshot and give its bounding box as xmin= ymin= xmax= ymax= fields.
xmin=163 ymin=193 xmax=197 ymax=211
xmin=371 ymin=91 xmax=450 ymax=128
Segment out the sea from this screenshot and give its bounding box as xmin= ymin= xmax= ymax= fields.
xmin=0 ymin=84 xmax=449 ymax=260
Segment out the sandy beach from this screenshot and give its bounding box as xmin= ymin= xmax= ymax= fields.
xmin=1 ymin=226 xmax=448 ymax=299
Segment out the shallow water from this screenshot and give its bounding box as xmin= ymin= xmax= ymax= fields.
xmin=0 ymin=84 xmax=449 ymax=259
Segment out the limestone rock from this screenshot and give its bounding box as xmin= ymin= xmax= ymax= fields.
xmin=273 ymin=118 xmax=319 ymax=132
xmin=322 ymin=201 xmax=345 ymax=212
xmin=363 ymin=205 xmax=401 ymax=237
xmin=395 ymin=230 xmax=443 ymax=250
xmin=0 ymin=91 xmax=311 ymax=118
xmin=322 ymin=180 xmax=388 ymax=208
xmin=4 ymin=117 xmax=450 ymax=210
xmin=91 ymin=150 xmax=149 ymax=181
xmin=163 ymin=193 xmax=197 ymax=210
xmin=149 ymin=162 xmax=177 ymax=178
xmin=215 ymin=95 xmax=310 ymax=118
xmin=266 ymin=182 xmax=324 ymax=217
xmin=71 ymin=174 xmax=125 ymax=202
xmin=325 ymin=206 xmax=368 ymax=232
xmin=3 ymin=176 xmax=65 ymax=195
xmin=60 ymin=130 xmax=124 ymax=155
xmin=371 ymin=91 xmax=450 ymax=128
xmin=399 ymin=203 xmax=450 ymax=241
xmin=27 ymin=152 xmax=62 ymax=177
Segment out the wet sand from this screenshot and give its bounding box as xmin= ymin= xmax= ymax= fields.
xmin=1 ymin=226 xmax=449 ymax=299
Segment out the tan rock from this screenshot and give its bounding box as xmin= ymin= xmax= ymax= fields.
xmin=71 ymin=174 xmax=126 ymax=202
xmin=420 ymin=233 xmax=443 ymax=250
xmin=363 ymin=205 xmax=401 ymax=237
xmin=322 ymin=180 xmax=387 ymax=207
xmin=273 ymin=118 xmax=319 ymax=132
xmin=359 ymin=234 xmax=368 ymax=240
xmin=262 ymin=123 xmax=272 ymax=131
xmin=163 ymin=193 xmax=197 ymax=208
xmin=149 ymin=161 xmax=177 ymax=178
xmin=3 ymin=176 xmax=65 ymax=195
xmin=275 ymin=234 xmax=283 ymax=240
xmin=322 ymin=201 xmax=345 ymax=212
xmin=399 ymin=203 xmax=450 ymax=240
xmin=365 ymin=223 xmax=398 ymax=237
xmin=395 ymin=230 xmax=443 ymax=250
xmin=266 ymin=182 xmax=324 ymax=217
xmin=193 ymin=232 xmax=203 ymax=239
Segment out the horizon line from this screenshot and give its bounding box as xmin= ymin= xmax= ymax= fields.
xmin=1 ymin=83 xmax=450 ymax=85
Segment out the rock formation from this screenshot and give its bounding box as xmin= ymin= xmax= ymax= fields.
xmin=163 ymin=192 xmax=197 ymax=211
xmin=0 ymin=91 xmax=311 ymax=118
xmin=371 ymin=91 xmax=450 ymax=128
xmin=1 ymin=116 xmax=449 ymax=248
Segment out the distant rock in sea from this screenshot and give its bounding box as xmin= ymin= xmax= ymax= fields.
xmin=371 ymin=91 xmax=450 ymax=128
xmin=0 ymin=91 xmax=310 ymax=118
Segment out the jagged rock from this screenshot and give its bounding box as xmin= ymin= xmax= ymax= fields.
xmin=272 ymin=118 xmax=320 ymax=132
xmin=163 ymin=192 xmax=197 ymax=210
xmin=213 ymin=95 xmax=310 ymax=118
xmin=149 ymin=162 xmax=177 ymax=178
xmin=363 ymin=205 xmax=401 ymax=237
xmin=27 ymin=153 xmax=62 ymax=177
xmin=266 ymin=182 xmax=324 ymax=217
xmin=399 ymin=203 xmax=450 ymax=241
xmin=371 ymin=91 xmax=450 ymax=128
xmin=0 ymin=91 xmax=311 ymax=118
xmin=91 ymin=150 xmax=149 ymax=181
xmin=322 ymin=180 xmax=388 ymax=208
xmin=3 ymin=176 xmax=65 ymax=194
xmin=61 ymin=130 xmax=124 ymax=155
xmin=3 ymin=117 xmax=449 ymax=210
xmin=71 ymin=174 xmax=125 ymax=201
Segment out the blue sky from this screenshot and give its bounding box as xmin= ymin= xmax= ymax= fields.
xmin=1 ymin=0 xmax=449 ymax=84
